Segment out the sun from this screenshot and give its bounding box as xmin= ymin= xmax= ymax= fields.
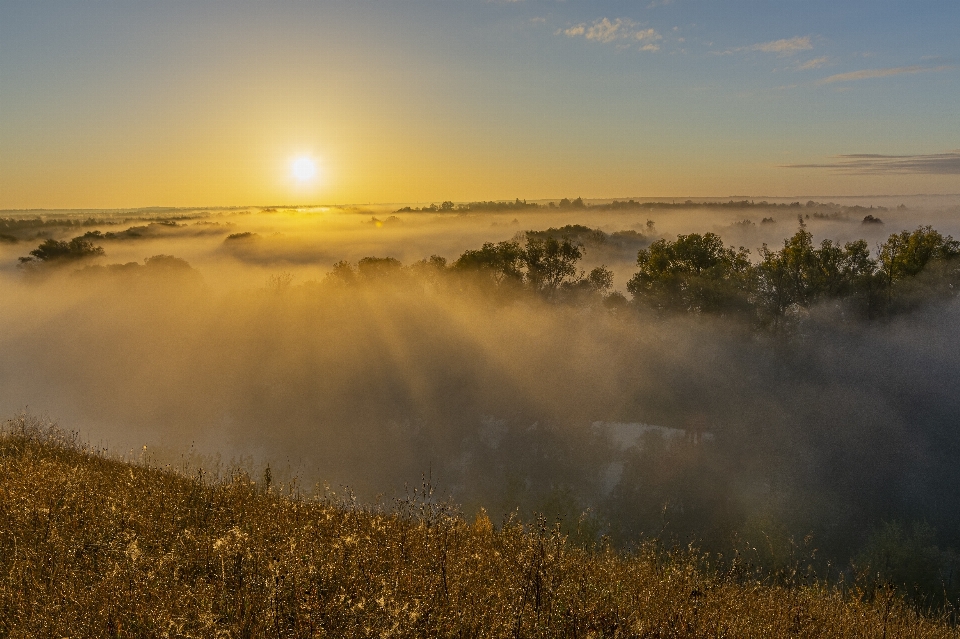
xmin=291 ymin=156 xmax=317 ymax=182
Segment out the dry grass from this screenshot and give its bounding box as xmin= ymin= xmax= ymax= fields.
xmin=1 ymin=415 xmax=957 ymax=638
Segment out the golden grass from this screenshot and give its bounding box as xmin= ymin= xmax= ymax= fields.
xmin=1 ymin=415 xmax=957 ymax=638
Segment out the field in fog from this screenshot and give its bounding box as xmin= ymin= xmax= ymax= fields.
xmin=3 ymin=195 xmax=960 ymax=603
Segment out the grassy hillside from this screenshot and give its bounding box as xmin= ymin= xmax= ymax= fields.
xmin=1 ymin=415 xmax=957 ymax=638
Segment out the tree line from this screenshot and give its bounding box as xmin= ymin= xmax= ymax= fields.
xmin=626 ymin=220 xmax=959 ymax=324
xmin=393 ymin=198 xmax=901 ymax=215
xmin=325 ymin=232 xmax=619 ymax=302
xmin=15 ymin=219 xmax=960 ymax=325
xmin=324 ymin=220 xmax=960 ymax=325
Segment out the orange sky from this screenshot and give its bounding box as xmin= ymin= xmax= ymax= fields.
xmin=1 ymin=1 xmax=958 ymax=209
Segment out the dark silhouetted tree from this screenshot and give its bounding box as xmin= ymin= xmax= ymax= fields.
xmin=19 ymin=237 xmax=104 ymax=264
xmin=357 ymin=257 xmax=403 ymax=280
xmin=453 ymin=241 xmax=525 ymax=285
xmin=326 ymin=260 xmax=357 ymax=285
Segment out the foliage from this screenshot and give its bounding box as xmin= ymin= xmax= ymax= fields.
xmin=357 ymin=256 xmax=403 ymax=279
xmin=522 ymin=236 xmax=584 ymax=292
xmin=754 ymin=223 xmax=881 ymax=323
xmin=878 ymin=226 xmax=960 ymax=283
xmin=312 ymin=222 xmax=960 ymax=323
xmin=225 ymin=231 xmax=260 ymax=241
xmin=624 ymin=222 xmax=960 ymax=326
xmin=69 ymin=255 xmax=204 ymax=290
xmin=525 ymin=224 xmax=607 ymax=247
xmin=18 ymin=237 xmax=105 ymax=264
xmin=558 ymin=197 xmax=585 ymax=209
xmin=453 ymin=240 xmax=526 ymax=286
xmin=326 ymin=260 xmax=358 ymax=285
xmin=626 ymin=232 xmax=752 ymax=314
xmin=407 ymin=255 xmax=449 ymax=283
xmin=396 ymin=198 xmax=539 ymax=213
xmin=585 ymin=265 xmax=614 ymax=294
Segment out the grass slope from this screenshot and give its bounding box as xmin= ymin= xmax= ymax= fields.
xmin=1 ymin=415 xmax=957 ymax=638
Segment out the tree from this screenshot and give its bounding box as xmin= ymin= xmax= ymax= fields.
xmin=755 ymin=224 xmax=881 ymax=322
xmin=878 ymin=226 xmax=960 ymax=284
xmin=357 ymin=257 xmax=403 ymax=280
xmin=555 ymin=196 xmax=586 ymax=210
xmin=19 ymin=237 xmax=104 ymax=264
xmin=326 ymin=260 xmax=357 ymax=285
xmin=585 ymin=266 xmax=614 ymax=294
xmin=412 ymin=255 xmax=447 ymax=271
xmin=408 ymin=255 xmax=449 ymax=285
xmin=810 ymin=238 xmax=877 ymax=299
xmin=626 ymin=233 xmax=751 ymax=314
xmin=453 ymin=241 xmax=525 ymax=285
xmin=522 ymin=237 xmax=583 ymax=292
xmin=526 ymin=225 xmax=606 ymax=247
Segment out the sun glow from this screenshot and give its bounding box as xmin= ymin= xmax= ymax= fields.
xmin=291 ymin=156 xmax=317 ymax=182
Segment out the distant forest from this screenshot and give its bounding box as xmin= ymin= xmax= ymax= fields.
xmin=13 ymin=213 xmax=960 ymax=328
xmin=319 ymin=220 xmax=960 ymax=328
xmin=395 ymin=197 xmax=899 ymax=217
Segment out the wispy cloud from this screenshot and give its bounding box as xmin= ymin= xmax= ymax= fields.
xmin=819 ymin=64 xmax=952 ymax=84
xmin=634 ymin=29 xmax=661 ymax=43
xmin=782 ymin=152 xmax=960 ymax=175
xmin=797 ymin=56 xmax=830 ymax=70
xmin=560 ymin=18 xmax=662 ymax=49
xmin=585 ymin=18 xmax=624 ymax=43
xmin=752 ymin=36 xmax=812 ymax=54
xmin=722 ymin=36 xmax=812 ymax=56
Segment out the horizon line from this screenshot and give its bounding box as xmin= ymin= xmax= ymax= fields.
xmin=3 ymin=193 xmax=959 ymax=213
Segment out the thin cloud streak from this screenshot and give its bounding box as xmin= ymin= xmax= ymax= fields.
xmin=752 ymin=36 xmax=812 ymax=54
xmin=782 ymin=151 xmax=960 ymax=175
xmin=720 ymin=36 xmax=812 ymax=56
xmin=797 ymin=56 xmax=830 ymax=70
xmin=560 ymin=18 xmax=662 ymax=48
xmin=819 ymin=64 xmax=952 ymax=84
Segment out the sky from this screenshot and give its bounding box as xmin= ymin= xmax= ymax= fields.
xmin=1 ymin=0 xmax=958 ymax=208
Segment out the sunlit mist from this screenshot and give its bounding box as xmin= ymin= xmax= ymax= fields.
xmin=3 ymin=0 xmax=960 ymax=624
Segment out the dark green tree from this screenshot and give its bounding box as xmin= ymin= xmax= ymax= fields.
xmin=756 ymin=224 xmax=882 ymax=322
xmin=522 ymin=237 xmax=584 ymax=292
xmin=878 ymin=226 xmax=960 ymax=284
xmin=453 ymin=241 xmax=525 ymax=285
xmin=626 ymin=233 xmax=751 ymax=314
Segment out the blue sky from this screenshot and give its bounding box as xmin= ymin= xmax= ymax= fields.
xmin=1 ymin=0 xmax=957 ymax=207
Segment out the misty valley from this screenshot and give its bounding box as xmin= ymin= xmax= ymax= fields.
xmin=3 ymin=197 xmax=960 ymax=622
xmin=6 ymin=0 xmax=960 ymax=633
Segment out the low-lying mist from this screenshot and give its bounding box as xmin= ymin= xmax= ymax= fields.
xmin=2 ymin=196 xmax=960 ymax=600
